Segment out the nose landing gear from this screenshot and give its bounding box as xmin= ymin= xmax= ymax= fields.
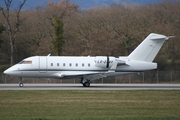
xmin=19 ymin=83 xmax=24 ymax=87
xmin=19 ymin=77 xmax=24 ymax=87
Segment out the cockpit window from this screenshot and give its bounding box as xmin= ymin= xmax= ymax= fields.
xmin=18 ymin=60 xmax=32 ymax=64
xmin=18 ymin=61 xmax=24 ymax=64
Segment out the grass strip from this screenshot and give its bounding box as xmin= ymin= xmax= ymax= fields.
xmin=0 ymin=90 xmax=180 ymax=120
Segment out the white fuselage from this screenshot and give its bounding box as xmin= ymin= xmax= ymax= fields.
xmin=4 ymin=56 xmax=157 ymax=79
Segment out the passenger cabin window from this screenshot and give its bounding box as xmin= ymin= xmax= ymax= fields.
xmin=63 ymin=63 xmax=65 ymax=66
xmin=88 ymin=63 xmax=90 ymax=67
xmin=57 ymin=63 xmax=59 ymax=66
xmin=51 ymin=63 xmax=53 ymax=66
xmin=19 ymin=61 xmax=32 ymax=64
xmin=76 ymin=63 xmax=78 ymax=67
xmin=82 ymin=63 xmax=84 ymax=67
xmin=69 ymin=63 xmax=72 ymax=66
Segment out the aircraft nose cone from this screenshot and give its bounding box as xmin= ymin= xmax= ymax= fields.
xmin=4 ymin=67 xmax=15 ymax=75
xmin=4 ymin=69 xmax=10 ymax=75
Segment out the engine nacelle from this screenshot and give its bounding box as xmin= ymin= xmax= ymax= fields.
xmin=94 ymin=56 xmax=115 ymax=68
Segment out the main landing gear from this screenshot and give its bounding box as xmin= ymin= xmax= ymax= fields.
xmin=81 ymin=78 xmax=90 ymax=87
xmin=19 ymin=77 xmax=24 ymax=87
xmin=82 ymin=82 xmax=90 ymax=87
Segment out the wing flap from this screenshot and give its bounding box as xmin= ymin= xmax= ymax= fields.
xmin=83 ymin=73 xmax=107 ymax=81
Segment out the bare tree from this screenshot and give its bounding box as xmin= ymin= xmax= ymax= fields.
xmin=46 ymin=0 xmax=78 ymax=55
xmin=0 ymin=0 xmax=26 ymax=65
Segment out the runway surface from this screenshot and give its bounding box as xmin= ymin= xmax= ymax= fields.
xmin=0 ymin=84 xmax=180 ymax=90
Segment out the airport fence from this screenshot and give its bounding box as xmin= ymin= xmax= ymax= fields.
xmin=0 ymin=70 xmax=180 ymax=84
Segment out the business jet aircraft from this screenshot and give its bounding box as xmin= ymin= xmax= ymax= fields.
xmin=4 ymin=33 xmax=173 ymax=87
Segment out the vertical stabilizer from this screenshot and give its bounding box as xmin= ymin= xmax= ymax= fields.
xmin=128 ymin=33 xmax=170 ymax=62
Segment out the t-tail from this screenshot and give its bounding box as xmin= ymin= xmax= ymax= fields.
xmin=128 ymin=33 xmax=174 ymax=62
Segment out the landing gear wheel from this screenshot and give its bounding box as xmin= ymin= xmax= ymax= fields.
xmin=19 ymin=77 xmax=24 ymax=87
xmin=19 ymin=83 xmax=24 ymax=87
xmin=83 ymin=82 xmax=90 ymax=87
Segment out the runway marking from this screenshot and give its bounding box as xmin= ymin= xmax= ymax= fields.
xmin=0 ymin=84 xmax=180 ymax=90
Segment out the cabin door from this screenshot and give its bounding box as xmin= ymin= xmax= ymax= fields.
xmin=39 ymin=56 xmax=47 ymax=73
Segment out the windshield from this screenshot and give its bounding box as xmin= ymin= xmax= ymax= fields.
xmin=18 ymin=60 xmax=32 ymax=64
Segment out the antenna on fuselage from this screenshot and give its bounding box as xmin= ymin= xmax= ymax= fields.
xmin=47 ymin=53 xmax=51 ymax=56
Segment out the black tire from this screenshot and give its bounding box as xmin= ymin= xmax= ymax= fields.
xmin=83 ymin=82 xmax=90 ymax=87
xmin=19 ymin=83 xmax=24 ymax=87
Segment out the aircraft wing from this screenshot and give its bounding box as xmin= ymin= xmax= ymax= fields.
xmin=83 ymin=73 xmax=107 ymax=81
xmin=53 ymin=71 xmax=101 ymax=78
xmin=83 ymin=61 xmax=124 ymax=81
